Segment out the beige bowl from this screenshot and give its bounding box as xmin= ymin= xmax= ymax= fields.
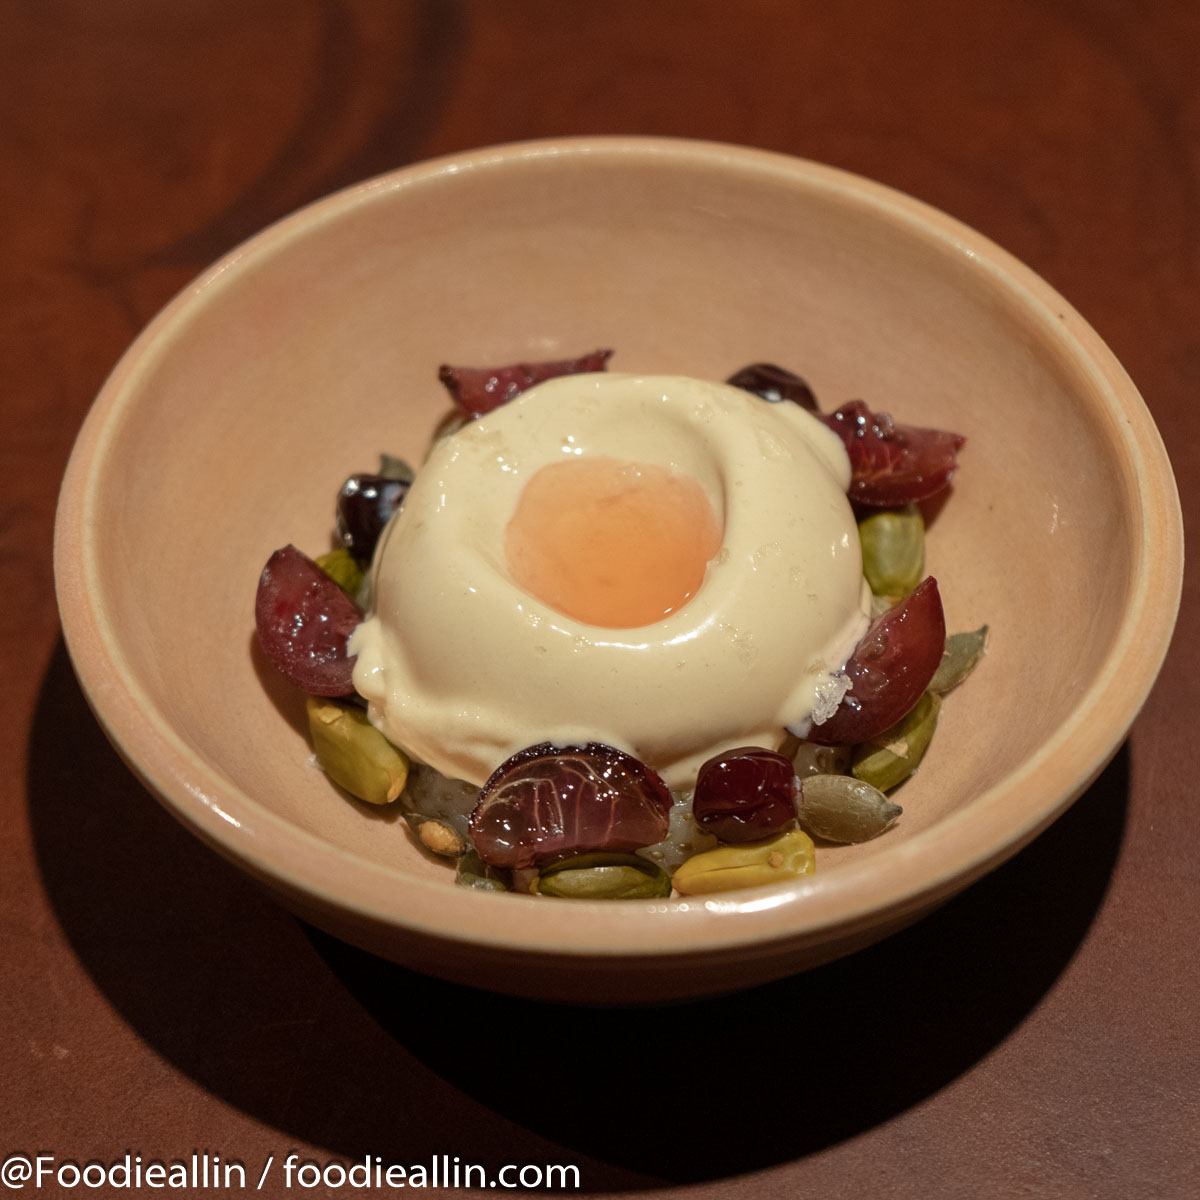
xmin=54 ymin=138 xmax=1182 ymax=1003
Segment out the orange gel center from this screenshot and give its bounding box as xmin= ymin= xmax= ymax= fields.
xmin=505 ymin=456 xmax=723 ymax=628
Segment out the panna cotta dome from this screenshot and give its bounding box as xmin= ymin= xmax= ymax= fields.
xmin=350 ymin=373 xmax=871 ymax=789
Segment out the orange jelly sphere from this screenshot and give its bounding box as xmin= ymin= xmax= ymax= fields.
xmin=505 ymin=456 xmax=723 ymax=628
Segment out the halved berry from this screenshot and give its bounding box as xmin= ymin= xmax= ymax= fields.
xmin=469 ymin=742 xmax=672 ymax=869
xmin=254 ymin=545 xmax=361 ymax=696
xmin=808 ymin=577 xmax=946 ymax=746
xmin=438 ymin=349 xmax=614 ymax=417
xmin=821 ymin=400 xmax=965 ymax=506
xmin=692 ymin=748 xmax=798 ymax=842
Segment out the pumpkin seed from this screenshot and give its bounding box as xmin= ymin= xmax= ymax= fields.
xmin=797 ymin=773 xmax=902 ymax=843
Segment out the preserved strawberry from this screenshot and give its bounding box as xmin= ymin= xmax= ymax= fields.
xmin=254 ymin=545 xmax=361 ymax=696
xmin=726 ymin=363 xmax=818 ymax=412
xmin=807 ymin=577 xmax=946 ymax=746
xmin=692 ymin=747 xmax=798 ymax=842
xmin=821 ymin=400 xmax=964 ymax=505
xmin=469 ymin=742 xmax=672 ymax=869
xmin=438 ymin=349 xmax=614 ymax=417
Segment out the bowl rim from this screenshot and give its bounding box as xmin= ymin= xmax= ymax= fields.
xmin=54 ymin=135 xmax=1184 ymax=961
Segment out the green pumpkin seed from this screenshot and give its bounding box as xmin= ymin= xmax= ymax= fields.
xmin=538 ymin=853 xmax=672 ymax=900
xmin=455 ymin=849 xmax=509 ymax=892
xmin=400 ymin=766 xmax=477 ymax=838
xmin=797 ymin=774 xmax=902 ymax=843
xmin=858 ymin=505 xmax=924 ymax=597
xmin=929 ymin=626 xmax=989 ymax=694
xmin=315 ymin=547 xmax=365 ymax=598
xmin=378 ymin=453 xmax=416 ymax=484
xmin=306 ymin=697 xmax=409 ymax=805
xmin=672 ymin=829 xmax=815 ymax=895
xmin=851 ymin=691 xmax=941 ymax=793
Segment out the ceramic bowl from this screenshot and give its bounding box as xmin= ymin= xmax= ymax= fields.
xmin=54 ymin=138 xmax=1182 ymax=1002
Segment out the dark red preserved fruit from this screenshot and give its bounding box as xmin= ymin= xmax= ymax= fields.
xmin=438 ymin=349 xmax=614 ymax=417
xmin=821 ymin=400 xmax=965 ymax=506
xmin=692 ymin=747 xmax=798 ymax=842
xmin=726 ymin=363 xmax=818 ymax=412
xmin=336 ymin=473 xmax=409 ymax=563
xmin=254 ymin=544 xmax=361 ymax=696
xmin=807 ymin=577 xmax=946 ymax=746
xmin=469 ymin=742 xmax=672 ymax=869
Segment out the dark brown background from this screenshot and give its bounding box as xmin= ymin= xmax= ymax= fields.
xmin=3 ymin=2 xmax=1197 ymax=1197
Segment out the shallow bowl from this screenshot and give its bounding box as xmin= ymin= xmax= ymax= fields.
xmin=54 ymin=137 xmax=1183 ymax=1002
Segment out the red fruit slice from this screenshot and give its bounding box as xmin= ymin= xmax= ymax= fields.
xmin=469 ymin=742 xmax=672 ymax=869
xmin=254 ymin=544 xmax=362 ymax=696
xmin=807 ymin=577 xmax=946 ymax=746
xmin=692 ymin=747 xmax=798 ymax=842
xmin=821 ymin=400 xmax=965 ymax=506
xmin=437 ymin=349 xmax=614 ymax=417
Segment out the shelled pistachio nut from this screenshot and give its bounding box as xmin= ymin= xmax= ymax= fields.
xmin=797 ymin=773 xmax=902 ymax=843
xmin=306 ymin=697 xmax=409 ymax=805
xmin=929 ymin=626 xmax=989 ymax=694
xmin=672 ymin=829 xmax=815 ymax=895
xmin=314 ymin=547 xmax=365 ymax=598
xmin=858 ymin=505 xmax=924 ymax=598
xmin=538 ymin=853 xmax=672 ymax=900
xmin=851 ymin=691 xmax=941 ymax=793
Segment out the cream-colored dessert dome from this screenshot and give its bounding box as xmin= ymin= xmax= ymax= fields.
xmin=350 ymin=374 xmax=870 ymax=789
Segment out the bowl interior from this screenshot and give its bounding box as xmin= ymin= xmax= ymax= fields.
xmin=80 ymin=144 xmax=1144 ymax=895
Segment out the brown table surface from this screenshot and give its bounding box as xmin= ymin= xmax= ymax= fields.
xmin=3 ymin=2 xmax=1197 ymax=1197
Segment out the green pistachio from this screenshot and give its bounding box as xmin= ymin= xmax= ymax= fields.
xmin=538 ymin=853 xmax=672 ymax=900
xmin=929 ymin=626 xmax=989 ymax=694
xmin=314 ymin=547 xmax=365 ymax=598
xmin=455 ymin=849 xmax=509 ymax=892
xmin=851 ymin=691 xmax=941 ymax=793
xmin=306 ymin=697 xmax=409 ymax=805
xmin=858 ymin=505 xmax=925 ymax=598
xmin=672 ymin=829 xmax=815 ymax=896
xmin=797 ymin=773 xmax=902 ymax=843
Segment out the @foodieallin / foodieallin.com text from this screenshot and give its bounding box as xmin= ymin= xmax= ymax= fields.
xmin=0 ymin=1151 xmax=582 ymax=1192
